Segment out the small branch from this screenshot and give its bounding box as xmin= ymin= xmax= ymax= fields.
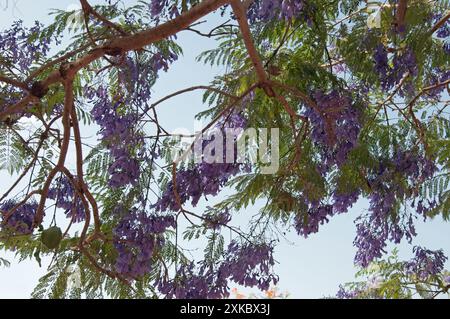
xmin=265 ymin=21 xmax=291 ymax=68
xmin=269 ymin=80 xmax=319 ymax=113
xmin=185 ymin=19 xmax=238 ymax=37
xmin=80 ymin=0 xmax=127 ymax=36
xmin=25 ymin=43 xmax=91 ymax=83
xmin=149 ymin=85 xmax=239 ymax=110
xmin=0 ymin=115 xmax=61 ymax=202
xmin=403 ymin=79 xmax=450 ymax=111
xmin=1 ymin=190 xmax=42 ymax=226
xmin=429 ymin=10 xmax=450 ymax=34
xmin=69 ymin=92 xmax=101 ymax=237
xmin=80 ymin=247 xmax=133 ymax=287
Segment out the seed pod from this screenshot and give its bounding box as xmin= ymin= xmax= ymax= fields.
xmin=41 ymin=226 xmax=63 ymax=249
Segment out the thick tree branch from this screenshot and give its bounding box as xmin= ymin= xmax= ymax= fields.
xmin=69 ymin=94 xmax=102 ymax=237
xmin=0 ymin=75 xmax=28 ymax=91
xmin=230 ymin=0 xmax=274 ymax=96
xmin=0 ymin=0 xmax=231 ymax=121
xmin=33 ymin=78 xmax=75 ymax=227
xmin=395 ymin=0 xmax=408 ymax=33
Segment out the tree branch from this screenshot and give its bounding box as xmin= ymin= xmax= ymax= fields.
xmin=149 ymin=85 xmax=239 ymax=110
xmin=0 ymin=0 xmax=231 ymax=121
xmin=0 ymin=75 xmax=28 ymax=91
xmin=79 ymin=0 xmax=127 ymax=36
xmin=429 ymin=10 xmax=450 ymax=34
xmin=395 ymin=0 xmax=408 ymax=33
xmin=230 ymin=0 xmax=274 ymax=96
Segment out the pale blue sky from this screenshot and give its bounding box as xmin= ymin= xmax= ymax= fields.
xmin=0 ymin=0 xmax=449 ymax=299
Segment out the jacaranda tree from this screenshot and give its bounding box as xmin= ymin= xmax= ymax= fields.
xmin=0 ymin=0 xmax=449 ymax=298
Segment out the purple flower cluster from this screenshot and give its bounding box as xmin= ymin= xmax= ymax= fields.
xmin=304 ymin=90 xmax=361 ymax=171
xmin=149 ymin=0 xmax=166 ymax=18
xmin=47 ymin=176 xmax=85 ymax=222
xmin=113 ymin=208 xmax=176 ymax=278
xmin=0 ymin=20 xmax=56 ymax=111
xmin=373 ymin=45 xmax=418 ymax=94
xmin=203 ymin=208 xmax=232 ymax=230
xmin=154 ymin=113 xmax=249 ymax=212
xmin=294 ymin=189 xmax=360 ymax=238
xmin=118 ymin=56 xmax=153 ymax=106
xmin=294 ymin=192 xmax=360 ymax=238
xmin=0 ymin=20 xmax=52 ymax=76
xmin=394 ymin=149 xmax=436 ymax=182
xmin=373 ymin=44 xmax=390 ymax=89
xmin=405 ymin=246 xmax=447 ymax=280
xmin=336 ymin=285 xmax=364 ymax=299
xmin=353 ymin=151 xmax=437 ymax=267
xmin=413 ymin=198 xmax=437 ymax=217
xmin=150 ymin=51 xmax=178 ymax=72
xmin=157 ymin=263 xmax=229 ymax=299
xmin=295 ymin=204 xmax=332 ymax=237
xmin=88 ymin=51 xmax=178 ymax=188
xmin=277 ymin=90 xmax=362 ymax=237
xmin=88 ymin=86 xmax=142 ymax=188
xmin=247 ymin=0 xmax=306 ymax=22
xmin=0 ymin=199 xmax=38 ymax=235
xmin=220 ymin=241 xmax=278 ymax=291
xmin=157 ymin=241 xmax=277 ymax=298
xmin=332 ymin=191 xmax=360 ymax=214
xmin=354 ymin=215 xmax=392 ymax=267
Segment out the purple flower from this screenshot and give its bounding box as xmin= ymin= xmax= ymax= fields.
xmin=405 ymin=246 xmax=447 ymax=280
xmin=0 ymin=199 xmax=38 ymax=234
xmin=248 ymin=0 xmax=306 ymax=22
xmin=203 ymin=208 xmax=232 ymax=230
xmin=303 ymin=89 xmax=361 ymax=170
xmin=0 ymin=20 xmax=53 ymax=77
xmin=295 ymin=204 xmax=333 ymax=237
xmin=149 ymin=0 xmax=166 ymax=18
xmin=113 ymin=208 xmax=175 ymax=278
xmin=47 ymin=176 xmax=85 ymax=222
xmin=154 ymin=113 xmax=249 ymax=212
xmin=336 ymin=285 xmax=363 ymax=299
xmin=372 ymin=45 xmax=418 ymax=94
xmin=219 ymin=241 xmax=278 ymax=291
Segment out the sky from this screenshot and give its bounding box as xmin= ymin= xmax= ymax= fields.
xmin=0 ymin=0 xmax=449 ymax=299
